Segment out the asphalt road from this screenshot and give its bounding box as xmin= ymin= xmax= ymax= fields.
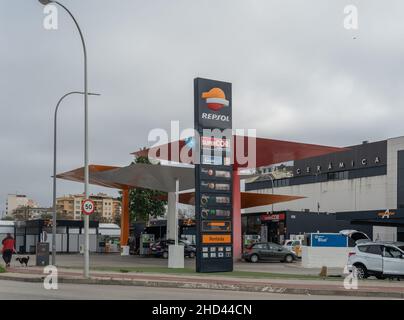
xmin=0 ymin=280 xmax=389 ymax=300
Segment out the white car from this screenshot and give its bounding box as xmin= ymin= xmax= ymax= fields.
xmin=347 ymin=241 xmax=404 ymax=279
xmin=283 ymin=239 xmax=302 ymax=257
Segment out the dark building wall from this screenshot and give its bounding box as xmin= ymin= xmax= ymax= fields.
xmin=285 ymin=212 xmax=337 ymax=237
xmin=397 ymin=150 xmax=404 ymax=209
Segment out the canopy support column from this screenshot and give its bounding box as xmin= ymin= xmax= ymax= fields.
xmin=120 ymin=189 xmax=130 ymax=247
xmin=167 ymin=192 xmax=176 ymax=240
xmin=233 ymin=169 xmax=242 ymax=260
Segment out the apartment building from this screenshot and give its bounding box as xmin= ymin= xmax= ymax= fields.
xmin=5 ymin=194 xmax=38 ymax=217
xmin=56 ymin=193 xmax=121 ymax=222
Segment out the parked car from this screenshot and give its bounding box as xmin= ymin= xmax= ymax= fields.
xmin=243 ymin=242 xmax=298 ymax=263
xmin=347 ymin=241 xmax=404 ymax=279
xmin=283 ymin=239 xmax=302 ymax=258
xmin=151 ymin=239 xmax=196 ymax=259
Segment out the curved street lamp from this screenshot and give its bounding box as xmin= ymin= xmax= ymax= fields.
xmin=52 ymin=92 xmax=100 ymax=266
xmin=39 ymin=0 xmax=91 ymax=278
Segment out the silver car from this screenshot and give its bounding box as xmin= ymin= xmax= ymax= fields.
xmin=347 ymin=241 xmax=404 ymax=279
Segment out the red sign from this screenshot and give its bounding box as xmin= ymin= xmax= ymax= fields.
xmin=260 ymin=213 xmax=285 ymax=222
xmin=201 ymin=136 xmax=230 ymax=149
xmin=82 ymin=199 xmax=95 ymax=215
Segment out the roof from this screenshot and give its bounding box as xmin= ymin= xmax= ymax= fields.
xmin=157 ymin=191 xmax=304 ymax=209
xmin=0 ymin=221 xmax=14 ymax=227
xmin=99 ymin=223 xmax=120 ymax=229
xmin=57 ymin=163 xmax=305 ymax=208
xmin=132 ymin=136 xmax=345 ymax=169
xmin=57 ymin=163 xmax=194 ymax=192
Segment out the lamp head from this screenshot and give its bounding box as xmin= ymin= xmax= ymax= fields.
xmin=39 ymin=0 xmax=52 ymax=5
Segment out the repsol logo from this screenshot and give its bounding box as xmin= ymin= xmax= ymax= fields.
xmin=201 ymin=112 xmax=230 ymax=122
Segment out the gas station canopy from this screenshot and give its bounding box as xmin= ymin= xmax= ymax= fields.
xmin=57 ymin=163 xmax=304 ymax=208
xmin=133 ymin=136 xmax=345 ymax=168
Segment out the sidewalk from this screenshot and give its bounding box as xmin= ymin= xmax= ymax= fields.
xmin=1 ymin=266 xmax=403 ymax=299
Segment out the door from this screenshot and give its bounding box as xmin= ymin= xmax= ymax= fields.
xmin=373 ymin=226 xmax=397 ymax=242
xmin=253 ymin=243 xmax=271 ymax=260
xmin=363 ymin=245 xmax=383 ymax=273
xmin=383 ymin=246 xmax=404 ymax=276
xmin=268 ymin=243 xmax=285 ymax=261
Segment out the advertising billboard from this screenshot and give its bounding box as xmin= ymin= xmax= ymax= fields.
xmin=310 ymin=233 xmax=348 ymax=247
xmin=194 ymin=78 xmax=233 ymax=273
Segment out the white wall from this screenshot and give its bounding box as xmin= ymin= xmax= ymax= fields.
xmin=6 ymin=195 xmax=29 ymax=216
xmin=244 ymin=175 xmax=388 ymax=214
xmin=386 ymin=137 xmax=404 ymax=209
xmin=244 ymin=136 xmax=404 ymax=214
xmin=302 ymin=246 xmax=351 ymax=268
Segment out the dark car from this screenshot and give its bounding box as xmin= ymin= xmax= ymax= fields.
xmin=242 ymin=242 xmax=297 ymax=263
xmin=151 ymin=239 xmax=196 ymax=259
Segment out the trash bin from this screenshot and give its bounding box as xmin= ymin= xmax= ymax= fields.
xmin=36 ymin=242 xmax=50 ymax=267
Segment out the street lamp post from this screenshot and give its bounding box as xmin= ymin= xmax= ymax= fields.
xmin=52 ymin=91 xmax=100 ymax=266
xmin=39 ymin=0 xmax=91 ymax=278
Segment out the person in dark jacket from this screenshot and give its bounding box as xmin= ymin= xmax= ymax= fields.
xmin=2 ymin=233 xmax=16 ymax=268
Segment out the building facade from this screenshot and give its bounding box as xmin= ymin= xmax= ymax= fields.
xmin=5 ymin=194 xmax=38 ymax=217
xmin=56 ymin=193 xmax=122 ymax=222
xmin=244 ymin=136 xmax=404 ymax=242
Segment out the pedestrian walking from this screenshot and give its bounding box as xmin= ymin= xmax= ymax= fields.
xmin=1 ymin=233 xmax=16 ymax=268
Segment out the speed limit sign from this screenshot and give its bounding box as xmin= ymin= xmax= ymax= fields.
xmin=82 ymin=199 xmax=95 ymax=215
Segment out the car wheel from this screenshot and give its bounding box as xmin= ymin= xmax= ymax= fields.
xmin=162 ymin=251 xmax=169 ymax=259
xmin=250 ymin=254 xmax=259 ymax=263
xmin=284 ymin=254 xmax=294 ymax=263
xmin=189 ymin=252 xmax=195 ymax=258
xmin=353 ymin=264 xmax=368 ymax=279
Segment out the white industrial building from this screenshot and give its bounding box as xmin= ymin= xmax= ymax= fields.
xmin=245 ymin=136 xmax=404 ymax=242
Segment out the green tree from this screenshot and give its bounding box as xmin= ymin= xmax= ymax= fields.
xmin=120 ymin=156 xmax=167 ymax=223
xmin=41 ymin=213 xmax=53 ymax=220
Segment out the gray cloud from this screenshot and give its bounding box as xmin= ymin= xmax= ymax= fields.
xmin=1 ymin=0 xmax=404 ymax=211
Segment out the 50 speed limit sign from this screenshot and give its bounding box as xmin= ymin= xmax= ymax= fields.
xmin=82 ymin=199 xmax=95 ymax=215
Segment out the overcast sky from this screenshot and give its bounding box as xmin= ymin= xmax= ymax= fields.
xmin=1 ymin=0 xmax=404 ymax=211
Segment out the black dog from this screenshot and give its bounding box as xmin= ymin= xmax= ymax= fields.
xmin=16 ymin=256 xmax=30 ymax=267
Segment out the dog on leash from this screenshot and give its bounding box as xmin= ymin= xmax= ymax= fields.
xmin=16 ymin=256 xmax=30 ymax=267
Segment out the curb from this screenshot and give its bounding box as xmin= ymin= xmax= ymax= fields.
xmin=0 ymin=274 xmax=402 ymax=299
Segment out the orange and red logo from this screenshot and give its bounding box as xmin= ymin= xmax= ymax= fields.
xmin=377 ymin=209 xmax=396 ymax=219
xmin=202 ymin=88 xmax=229 ymax=111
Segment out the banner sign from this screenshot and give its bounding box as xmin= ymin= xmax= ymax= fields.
xmin=195 ymin=78 xmax=233 ymax=273
xmin=310 ymin=233 xmax=348 ymax=247
xmin=260 ymin=213 xmax=286 ymax=222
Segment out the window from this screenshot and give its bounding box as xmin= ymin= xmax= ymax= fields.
xmin=366 ymin=245 xmax=383 ymax=255
xmin=253 ymin=243 xmax=268 ymax=250
xmin=384 ymin=247 xmax=403 ymax=258
xmin=358 ymin=245 xmax=368 ymax=253
xmin=269 ymin=244 xmax=282 ymax=251
xmin=327 ymin=171 xmax=349 ymax=181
